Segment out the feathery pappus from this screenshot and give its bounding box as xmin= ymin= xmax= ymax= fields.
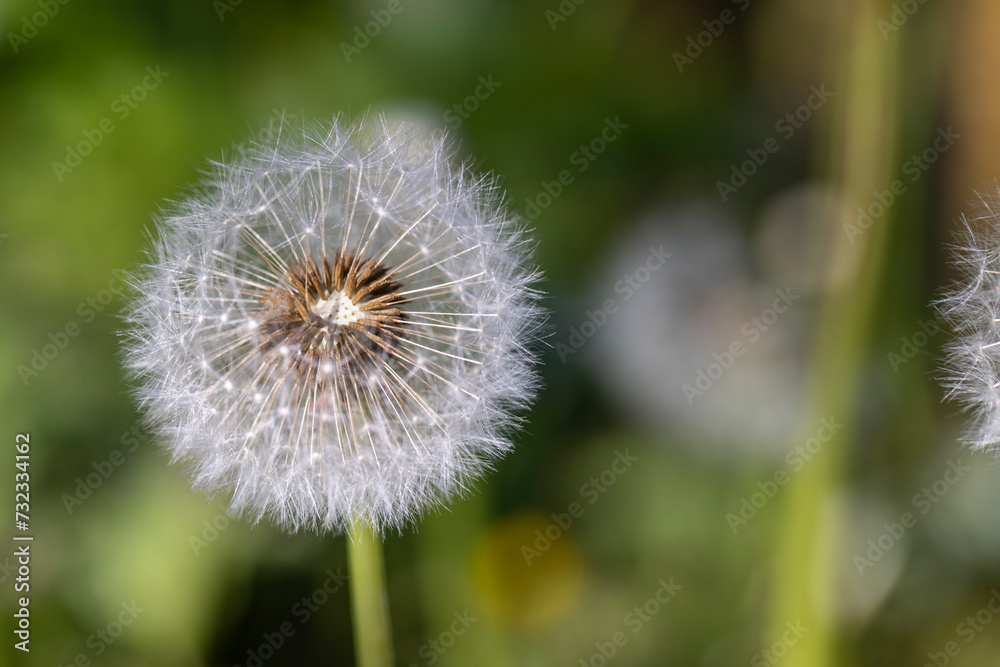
xmin=939 ymin=187 xmax=1000 ymax=450
xmin=121 ymin=115 xmax=544 ymax=533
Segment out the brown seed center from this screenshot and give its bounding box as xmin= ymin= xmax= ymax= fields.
xmin=258 ymin=251 xmax=405 ymax=380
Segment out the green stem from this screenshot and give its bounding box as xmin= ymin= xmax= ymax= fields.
xmin=766 ymin=2 xmax=899 ymax=665
xmin=348 ymin=521 xmax=394 ymax=667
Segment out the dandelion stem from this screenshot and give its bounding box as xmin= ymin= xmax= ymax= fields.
xmin=347 ymin=521 xmax=394 ymax=667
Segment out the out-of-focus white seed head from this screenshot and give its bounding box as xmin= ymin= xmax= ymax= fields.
xmin=121 ymin=114 xmax=545 ymax=534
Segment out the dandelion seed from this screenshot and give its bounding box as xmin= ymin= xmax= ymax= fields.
xmin=939 ymin=186 xmax=1000 ymax=450
xmin=121 ymin=115 xmax=544 ymax=533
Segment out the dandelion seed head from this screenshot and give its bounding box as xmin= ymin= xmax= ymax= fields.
xmin=939 ymin=185 xmax=1000 ymax=450
xmin=122 ymin=114 xmax=544 ymax=533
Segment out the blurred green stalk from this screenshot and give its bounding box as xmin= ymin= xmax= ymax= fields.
xmin=348 ymin=521 xmax=394 ymax=667
xmin=766 ymin=1 xmax=899 ymax=665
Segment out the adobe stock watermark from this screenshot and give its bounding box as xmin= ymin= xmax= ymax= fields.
xmin=61 ymin=421 xmax=151 ymax=515
xmin=853 ymin=458 xmax=970 ymax=576
xmin=522 ymin=116 xmax=628 ymax=221
xmin=56 ymin=600 xmax=145 ymax=666
xmin=213 ymin=0 xmax=244 ymax=21
xmin=578 ymin=578 xmax=682 ymax=667
xmin=920 ymin=589 xmax=1000 ymax=667
xmin=717 ymin=85 xmax=833 ymax=202
xmin=0 ymin=553 xmax=20 ymax=586
xmin=18 ymin=269 xmax=126 ymax=386
xmin=521 ymin=449 xmax=638 ymax=566
xmin=340 ymin=0 xmax=415 ymax=64
xmin=235 ymin=568 xmax=349 ymax=667
xmin=189 ymin=508 xmax=234 ymax=556
xmin=682 ymin=288 xmax=799 ymax=405
xmin=240 ymin=572 xmax=349 ymax=666
xmin=443 ymin=75 xmax=501 ymax=130
xmin=7 ymin=0 xmax=72 ymax=54
xmin=406 ymin=611 xmax=477 ymax=667
xmin=672 ymin=0 xmax=752 ymax=73
xmin=750 ymin=620 xmax=809 ymax=667
xmin=878 ymin=0 xmax=930 ymax=40
xmin=52 ymin=65 xmax=170 ymax=182
xmin=256 ymin=108 xmax=295 ymax=146
xmin=725 ymin=417 xmax=842 ymax=534
xmin=843 ymin=126 xmax=959 ymax=243
xmin=545 ymin=0 xmax=588 ymax=31
xmin=556 ymin=245 xmax=671 ymax=362
xmin=887 ymin=318 xmax=941 ymax=372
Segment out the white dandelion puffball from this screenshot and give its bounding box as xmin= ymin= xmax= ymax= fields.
xmin=587 ymin=205 xmax=808 ymax=462
xmin=939 ymin=189 xmax=1000 ymax=450
xmin=122 ymin=116 xmax=543 ymax=533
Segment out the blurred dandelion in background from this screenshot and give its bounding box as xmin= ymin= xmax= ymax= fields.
xmin=587 ymin=203 xmax=816 ymax=461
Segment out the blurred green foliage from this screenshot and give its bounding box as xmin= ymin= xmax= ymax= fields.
xmin=1 ymin=1 xmax=997 ymax=666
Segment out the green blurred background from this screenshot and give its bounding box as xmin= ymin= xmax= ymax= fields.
xmin=3 ymin=0 xmax=999 ymax=665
